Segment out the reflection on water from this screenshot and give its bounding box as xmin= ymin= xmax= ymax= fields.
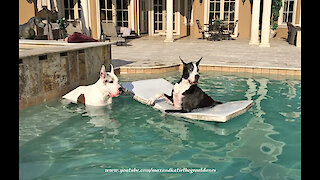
xmin=226 ymin=78 xmax=301 ymax=179
xmin=19 ymin=100 xmax=87 ymax=147
xmin=83 ymin=105 xmax=121 ymax=144
xmin=137 ymin=75 xmax=301 ymax=179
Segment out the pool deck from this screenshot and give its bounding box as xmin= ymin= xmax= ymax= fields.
xmin=112 ymin=36 xmax=301 ymax=75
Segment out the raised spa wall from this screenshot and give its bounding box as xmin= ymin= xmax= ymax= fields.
xmin=19 ymin=44 xmax=112 ymax=110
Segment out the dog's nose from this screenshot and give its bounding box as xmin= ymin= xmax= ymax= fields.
xmin=195 ymin=75 xmax=200 ymax=81
xmin=119 ymin=86 xmax=124 ymax=92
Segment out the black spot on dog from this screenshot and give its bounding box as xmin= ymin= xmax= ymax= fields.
xmin=182 ymin=62 xmax=194 ymax=80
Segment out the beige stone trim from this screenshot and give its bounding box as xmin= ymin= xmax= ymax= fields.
xmin=118 ymin=64 xmax=301 ymax=77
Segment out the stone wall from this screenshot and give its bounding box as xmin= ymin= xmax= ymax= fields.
xmin=19 ymin=45 xmax=111 ymax=110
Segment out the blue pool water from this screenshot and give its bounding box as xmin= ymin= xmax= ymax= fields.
xmin=19 ymin=72 xmax=301 ymax=180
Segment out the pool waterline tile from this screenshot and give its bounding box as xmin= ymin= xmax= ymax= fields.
xmin=118 ymin=64 xmax=300 ymax=77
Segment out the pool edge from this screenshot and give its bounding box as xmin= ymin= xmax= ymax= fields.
xmin=117 ymin=64 xmax=301 ymax=76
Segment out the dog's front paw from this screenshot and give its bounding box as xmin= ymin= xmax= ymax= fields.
xmin=147 ymin=98 xmax=156 ymax=106
xmin=106 ymin=97 xmax=112 ymax=105
xmin=147 ymin=93 xmax=164 ymax=106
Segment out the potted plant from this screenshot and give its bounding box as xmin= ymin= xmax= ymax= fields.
xmin=270 ymin=0 xmax=282 ymax=38
xmin=56 ymin=17 xmax=68 ymax=39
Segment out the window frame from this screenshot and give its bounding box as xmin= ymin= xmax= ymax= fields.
xmin=278 ymin=0 xmax=298 ymax=27
xmin=204 ymin=0 xmax=239 ymax=37
xmin=116 ymin=0 xmax=129 ymax=27
xmin=100 ymin=0 xmax=114 ymax=23
xmin=64 ymin=0 xmax=82 ymax=22
xmin=152 ymin=0 xmax=180 ymax=35
xmin=208 ymin=0 xmax=236 ymax=25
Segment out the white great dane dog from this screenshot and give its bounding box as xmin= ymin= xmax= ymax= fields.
xmin=62 ymin=64 xmax=121 ymax=106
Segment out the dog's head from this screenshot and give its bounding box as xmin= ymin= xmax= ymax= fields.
xmin=99 ymin=64 xmax=121 ymax=97
xmin=180 ymin=56 xmax=202 ymax=85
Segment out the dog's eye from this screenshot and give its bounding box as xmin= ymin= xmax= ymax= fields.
xmin=109 ymin=80 xmax=113 ymax=83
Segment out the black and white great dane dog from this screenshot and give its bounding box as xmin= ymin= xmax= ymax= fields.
xmin=148 ymin=57 xmax=222 ymax=113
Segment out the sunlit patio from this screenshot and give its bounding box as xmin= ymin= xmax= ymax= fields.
xmin=112 ymin=36 xmax=301 ymax=71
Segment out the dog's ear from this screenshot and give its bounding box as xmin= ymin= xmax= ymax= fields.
xmin=109 ymin=64 xmax=115 ymax=74
xmin=100 ymin=65 xmax=106 ymax=79
xmin=196 ymin=57 xmax=202 ymax=67
xmin=179 ymin=56 xmax=186 ymax=65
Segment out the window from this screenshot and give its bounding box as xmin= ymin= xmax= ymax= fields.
xmin=282 ymin=0 xmax=294 ymax=23
xmin=223 ymin=0 xmax=235 ymax=24
xmin=209 ymin=0 xmax=236 ymax=26
xmin=209 ymin=0 xmax=221 ymax=20
xmin=99 ymin=0 xmax=130 ymax=27
xmin=116 ymin=0 xmax=129 ymax=27
xmin=154 ymin=0 xmax=177 ymax=32
xmin=100 ymin=0 xmax=113 ymax=23
xmin=278 ymin=0 xmax=297 ymax=26
xmin=154 ymin=0 xmax=163 ymax=30
xmin=64 ymin=0 xmax=82 ymax=21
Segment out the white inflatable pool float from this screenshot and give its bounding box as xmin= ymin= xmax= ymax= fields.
xmin=121 ymin=78 xmax=253 ymax=122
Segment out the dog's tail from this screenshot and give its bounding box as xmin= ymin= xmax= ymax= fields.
xmin=213 ymin=100 xmax=223 ymax=105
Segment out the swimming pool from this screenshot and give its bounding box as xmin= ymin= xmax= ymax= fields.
xmin=19 ymin=71 xmax=301 ymax=180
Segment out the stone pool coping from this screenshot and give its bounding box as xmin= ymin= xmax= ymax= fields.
xmin=19 ymin=39 xmax=115 ymax=59
xmin=116 ymin=63 xmax=301 ymax=76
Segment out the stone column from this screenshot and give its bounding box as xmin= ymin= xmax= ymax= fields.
xmin=130 ymin=0 xmax=135 ymax=30
xmin=296 ymin=30 xmax=301 ymax=47
xmin=164 ymin=0 xmax=174 ymax=42
xmin=259 ymin=0 xmax=272 ymax=47
xmin=249 ymin=0 xmax=261 ymax=45
xmin=81 ymin=0 xmax=90 ymax=36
